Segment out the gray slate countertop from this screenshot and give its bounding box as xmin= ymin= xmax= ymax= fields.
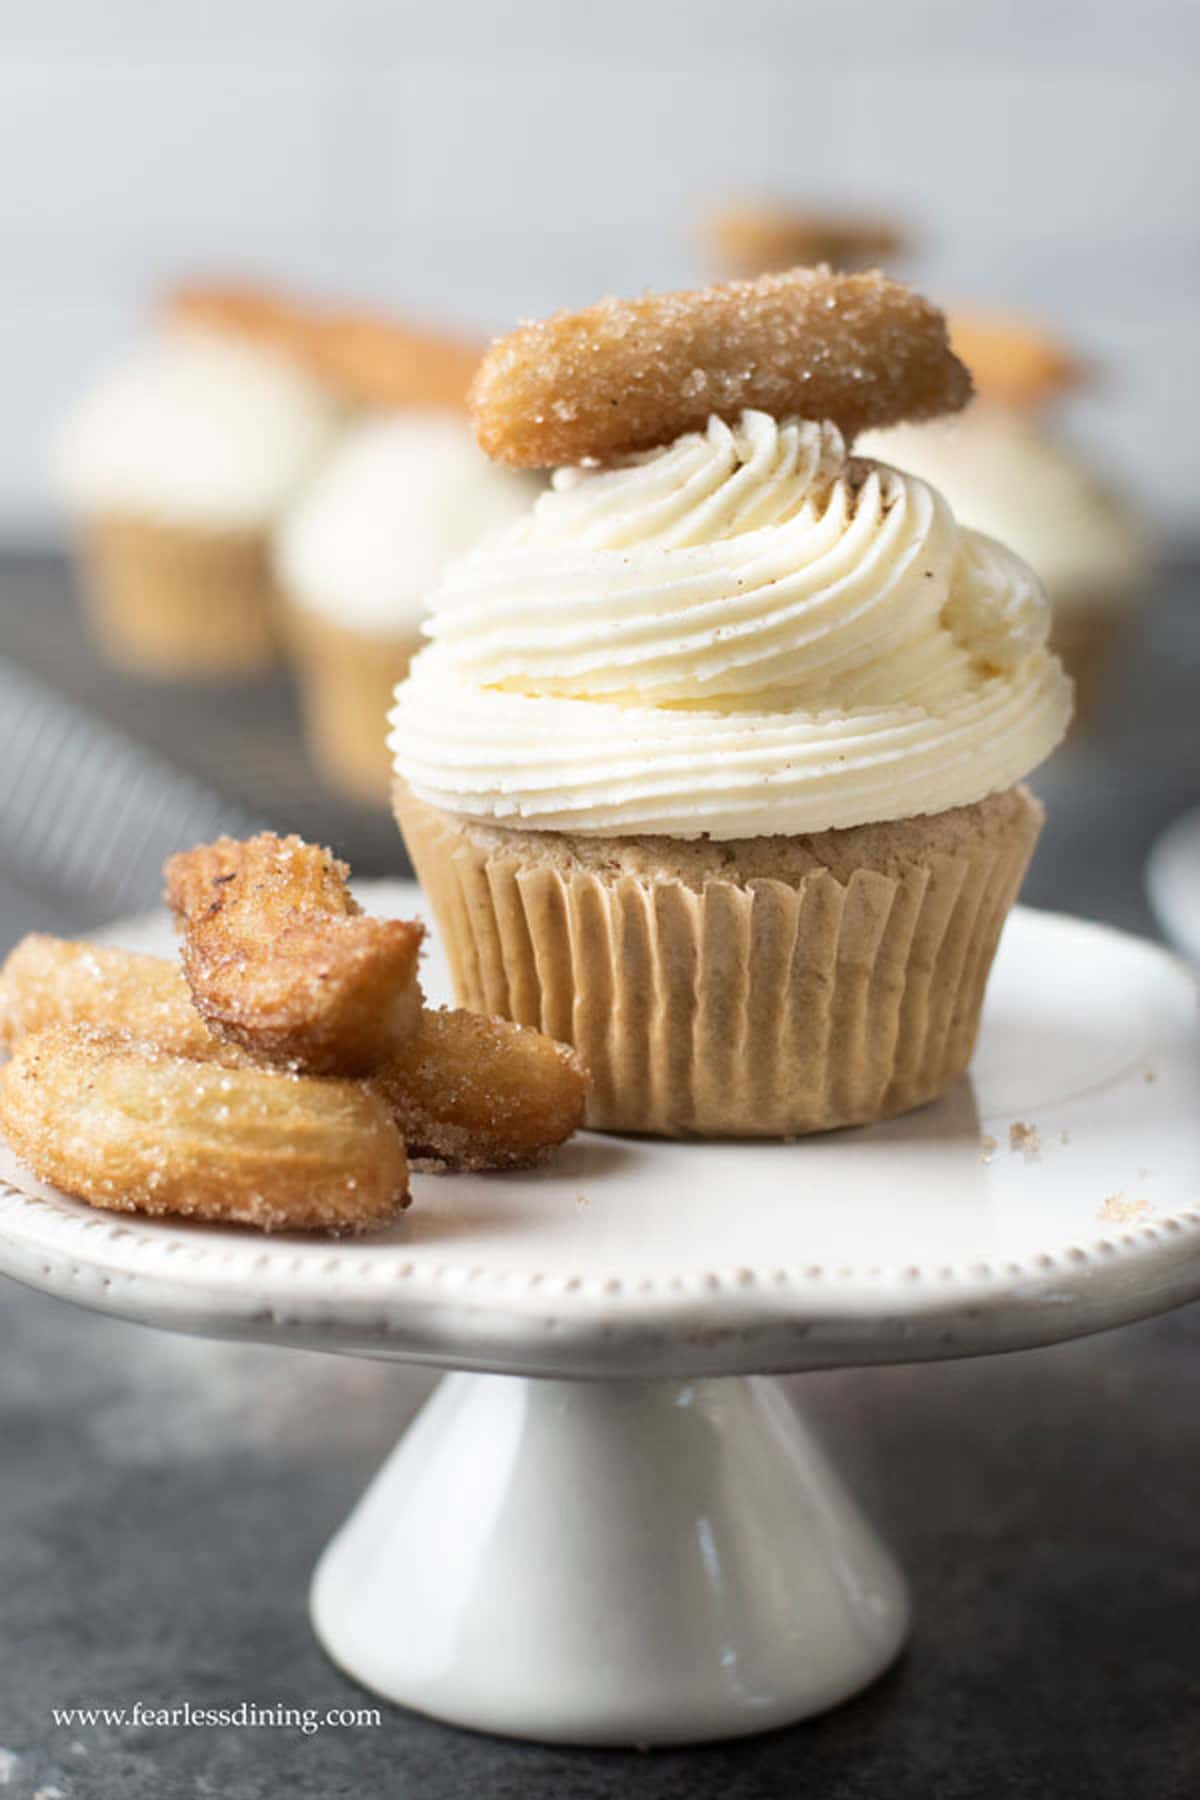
xmin=0 ymin=552 xmax=1198 ymax=1798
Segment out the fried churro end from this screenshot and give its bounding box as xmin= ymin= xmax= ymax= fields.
xmin=165 ymin=833 xmax=424 ymax=1075
xmin=469 ymin=266 xmax=972 ymax=468
xmin=373 ymin=1007 xmax=589 ymax=1172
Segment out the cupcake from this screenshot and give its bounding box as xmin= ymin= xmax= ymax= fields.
xmin=859 ymin=312 xmax=1153 ymax=723
xmin=51 ymin=283 xmax=342 ymax=676
xmin=390 ymin=268 xmax=1073 ymax=1138
xmin=274 ymin=410 xmax=537 ymax=803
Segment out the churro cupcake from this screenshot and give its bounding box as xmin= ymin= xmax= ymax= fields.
xmin=51 ymin=285 xmax=342 ymax=676
xmin=860 ymin=313 xmax=1153 ymax=722
xmin=274 ymin=411 xmax=537 ymax=803
xmin=390 ymin=269 xmax=1073 ymax=1138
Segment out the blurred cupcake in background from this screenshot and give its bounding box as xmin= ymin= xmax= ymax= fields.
xmin=275 ymin=312 xmax=538 ymax=803
xmin=51 ymin=282 xmax=342 ymax=677
xmin=857 ymin=311 xmax=1154 ymax=726
xmin=702 ymin=195 xmax=910 ymax=276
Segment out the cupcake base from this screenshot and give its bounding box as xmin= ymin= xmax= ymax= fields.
xmin=284 ymin=604 xmax=420 ymax=805
xmin=79 ymin=514 xmax=278 ymax=676
xmin=395 ymin=784 xmax=1043 ymax=1139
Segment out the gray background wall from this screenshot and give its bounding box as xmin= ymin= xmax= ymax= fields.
xmin=3 ymin=0 xmax=1196 ymax=537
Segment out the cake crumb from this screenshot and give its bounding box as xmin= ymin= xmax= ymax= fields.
xmin=1009 ymin=1120 xmax=1041 ymax=1159
xmin=979 ymin=1134 xmax=998 ymax=1165
xmin=1098 ymin=1193 xmax=1151 ymax=1224
xmin=1060 ymin=1129 xmax=1070 ymax=1146
xmin=1144 ymin=1068 xmax=1157 ymax=1083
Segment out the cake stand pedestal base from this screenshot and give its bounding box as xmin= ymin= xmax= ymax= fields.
xmin=310 ymin=1371 xmax=909 ymax=1746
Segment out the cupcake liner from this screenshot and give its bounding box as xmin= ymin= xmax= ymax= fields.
xmin=283 ymin=601 xmax=419 ymax=804
xmin=395 ymin=784 xmax=1043 ymax=1138
xmin=79 ymin=514 xmax=278 ymax=676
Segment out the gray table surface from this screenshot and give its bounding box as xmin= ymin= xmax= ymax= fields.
xmin=0 ymin=552 xmax=1197 ymax=1798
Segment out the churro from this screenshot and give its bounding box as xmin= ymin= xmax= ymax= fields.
xmin=372 ymin=1007 xmax=588 ymax=1171
xmin=307 ymin=308 xmax=483 ymax=413
xmin=949 ymin=309 xmax=1084 ymax=409
xmin=165 ymin=834 xmax=423 ymax=1075
xmin=162 ymin=279 xmax=323 ymax=373
xmin=0 ymin=935 xmax=214 ymax=1059
xmin=704 ymin=199 xmax=907 ymax=276
xmin=1 ymin=934 xmax=588 ymax=1175
xmin=164 ymin=280 xmax=483 ymax=411
xmin=469 ymin=267 xmax=972 ymax=467
xmin=0 ymin=1025 xmax=410 ymax=1233
xmin=1 ymin=830 xmax=591 ymax=1219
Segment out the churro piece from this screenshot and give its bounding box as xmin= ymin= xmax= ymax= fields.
xmin=0 ymin=1026 xmax=410 ymax=1232
xmin=948 ymin=309 xmax=1085 ymax=409
xmin=308 ymin=309 xmax=484 ymax=412
xmin=372 ymin=1008 xmax=588 ymax=1172
xmin=162 ymin=279 xmax=323 ymax=372
xmin=0 ymin=933 xmax=588 ymax=1173
xmin=704 ymin=198 xmax=908 ymax=277
xmin=165 ymin=834 xmax=423 ymax=1075
xmin=0 ymin=935 xmax=215 ymax=1059
xmin=164 ymin=281 xmax=482 ymax=411
xmin=470 ymin=267 xmax=971 ymax=467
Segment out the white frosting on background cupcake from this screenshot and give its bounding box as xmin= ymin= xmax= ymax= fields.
xmin=52 ymin=327 xmax=342 ymax=531
xmin=390 ymin=410 xmax=1073 ymax=839
xmin=857 ymin=406 xmax=1151 ymax=614
xmin=275 ymin=412 xmax=539 ymax=636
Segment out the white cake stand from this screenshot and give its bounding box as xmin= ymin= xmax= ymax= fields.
xmin=1 ymin=888 xmax=1198 ymax=1747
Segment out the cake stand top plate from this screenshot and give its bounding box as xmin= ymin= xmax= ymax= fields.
xmin=1 ymin=887 xmax=1198 ymax=1379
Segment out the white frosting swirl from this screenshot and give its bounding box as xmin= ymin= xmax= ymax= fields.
xmin=389 ymin=412 xmax=1072 ymax=839
xmin=857 ymin=407 xmax=1151 ymax=614
xmin=52 ymin=326 xmax=343 ymax=530
xmin=274 ymin=412 xmax=539 ymax=636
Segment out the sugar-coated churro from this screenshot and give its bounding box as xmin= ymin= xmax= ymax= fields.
xmin=0 ymin=934 xmax=215 ymax=1059
xmin=1 ymin=934 xmax=588 ymax=1174
xmin=162 ymin=279 xmax=324 ymax=373
xmin=704 ymin=198 xmax=908 ymax=277
xmin=307 ymin=308 xmax=483 ymax=413
xmin=372 ymin=1007 xmax=588 ymax=1172
xmin=470 ymin=267 xmax=971 ymax=467
xmin=0 ymin=1025 xmax=410 ymax=1233
xmin=164 ymin=834 xmax=424 ymax=1075
xmin=948 ymin=309 xmax=1085 ymax=409
xmin=163 ymin=279 xmax=483 ymax=411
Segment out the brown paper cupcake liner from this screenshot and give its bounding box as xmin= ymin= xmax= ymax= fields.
xmin=395 ymin=784 xmax=1043 ymax=1139
xmin=78 ymin=514 xmax=279 ymax=676
xmin=282 ymin=602 xmax=419 ymax=805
